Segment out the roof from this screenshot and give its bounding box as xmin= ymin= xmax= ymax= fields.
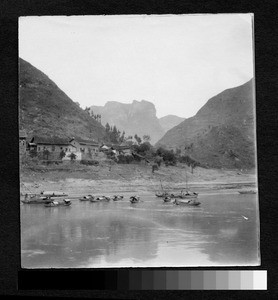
xmin=100 ymin=145 xmax=109 ymax=149
xmin=70 ymin=138 xmax=99 ymax=146
xmin=118 ymin=146 xmax=131 ymax=150
xmin=19 ymin=130 xmax=27 ymax=138
xmin=31 ymin=136 xmax=70 ymax=145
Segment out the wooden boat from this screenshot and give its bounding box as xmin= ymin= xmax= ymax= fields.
xmin=174 ymin=198 xmax=201 ymax=206
xmin=179 ymin=191 xmax=198 ymax=199
xmin=44 ymin=199 xmax=71 ymax=207
xmin=130 ymin=196 xmax=140 ymax=203
xmin=40 ymin=191 xmax=68 ymax=197
xmin=79 ymin=195 xmax=94 ymax=201
xmin=238 ymin=190 xmax=256 ymax=194
xmin=155 ymin=180 xmax=171 ymax=198
xmin=113 ymin=195 xmax=124 ymax=201
xmin=163 ymin=196 xmax=172 ymax=203
xmin=95 ymin=196 xmax=110 ymax=201
xmin=21 ymin=194 xmax=52 ymax=204
xmin=156 ymin=191 xmax=171 ymax=197
xmin=90 ymin=197 xmax=100 ymax=203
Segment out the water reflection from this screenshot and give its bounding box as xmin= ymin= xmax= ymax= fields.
xmin=21 ymin=193 xmax=260 ymax=268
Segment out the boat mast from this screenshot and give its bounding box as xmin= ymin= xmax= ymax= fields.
xmin=160 ymin=179 xmax=164 ymax=191
xmin=185 ymin=165 xmax=189 ymax=191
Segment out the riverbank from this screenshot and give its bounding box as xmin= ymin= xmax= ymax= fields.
xmin=20 ymin=162 xmax=257 ymax=198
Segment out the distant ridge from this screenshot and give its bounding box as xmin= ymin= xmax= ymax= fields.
xmin=90 ymin=100 xmax=165 ymax=144
xmin=19 ymin=58 xmax=107 ymax=141
xmin=159 ymin=115 xmax=185 ymax=133
xmin=156 ymin=79 xmax=256 ymax=169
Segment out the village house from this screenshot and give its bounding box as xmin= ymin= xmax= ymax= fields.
xmin=27 ymin=136 xmax=100 ymax=161
xmin=19 ymin=130 xmax=27 ymax=156
xmin=68 ymin=138 xmax=99 ymax=160
xmin=28 ymin=136 xmax=72 ymax=160
xmin=116 ymin=142 xmax=132 ymax=155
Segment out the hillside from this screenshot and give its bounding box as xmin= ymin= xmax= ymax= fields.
xmin=90 ymin=100 xmax=165 ymax=144
xmin=159 ymin=115 xmax=185 ymax=132
xmin=19 ymin=58 xmax=106 ymax=141
xmin=156 ymin=79 xmax=256 ymax=169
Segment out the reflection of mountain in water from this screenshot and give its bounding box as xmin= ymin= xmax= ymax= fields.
xmin=21 ymin=205 xmax=159 ymax=268
xmin=21 ymin=194 xmax=259 ymax=268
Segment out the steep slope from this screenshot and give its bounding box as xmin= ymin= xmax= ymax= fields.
xmin=156 ymin=79 xmax=256 ymax=168
xmin=19 ymin=58 xmax=106 ymax=141
xmin=159 ymin=115 xmax=185 ymax=132
xmin=90 ymin=100 xmax=165 ymax=144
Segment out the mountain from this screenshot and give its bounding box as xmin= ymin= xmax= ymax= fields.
xmin=159 ymin=115 xmax=185 ymax=132
xmin=19 ymin=58 xmax=106 ymax=141
xmin=90 ymin=100 xmax=165 ymax=144
xmin=156 ymin=79 xmax=256 ymax=168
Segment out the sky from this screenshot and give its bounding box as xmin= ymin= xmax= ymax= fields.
xmin=19 ymin=14 xmax=254 ymax=118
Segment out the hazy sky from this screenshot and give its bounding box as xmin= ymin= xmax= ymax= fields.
xmin=19 ymin=14 xmax=254 ymax=118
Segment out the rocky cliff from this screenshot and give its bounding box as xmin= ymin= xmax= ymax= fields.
xmin=91 ymin=100 xmax=165 ymax=144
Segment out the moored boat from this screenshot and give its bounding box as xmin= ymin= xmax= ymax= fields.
xmin=21 ymin=193 xmax=52 ymax=204
xmin=79 ymin=195 xmax=94 ymax=201
xmin=174 ymin=198 xmax=201 ymax=206
xmin=113 ymin=195 xmax=124 ymax=201
xmin=95 ymin=196 xmax=110 ymax=201
xmin=130 ymin=196 xmax=140 ymax=203
xmin=163 ymin=196 xmax=172 ymax=203
xmin=90 ymin=197 xmax=100 ymax=202
xmin=40 ymin=191 xmax=68 ymax=197
xmin=179 ymin=191 xmax=198 ymax=199
xmin=44 ymin=199 xmax=71 ymax=207
xmin=238 ymin=190 xmax=256 ymax=194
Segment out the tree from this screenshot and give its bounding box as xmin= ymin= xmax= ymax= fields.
xmin=68 ymin=152 xmax=77 ymax=162
xmin=84 ymin=107 xmax=90 ymax=115
xmin=119 ymin=131 xmax=125 ymax=143
xmin=134 ymin=134 xmax=142 ymax=145
xmin=105 ymin=123 xmax=110 ymax=133
xmin=59 ymin=149 xmax=66 ymax=160
xmin=143 ymin=135 xmax=151 ymax=143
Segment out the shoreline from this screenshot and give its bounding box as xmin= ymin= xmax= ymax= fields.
xmin=20 ymin=164 xmax=257 ymax=198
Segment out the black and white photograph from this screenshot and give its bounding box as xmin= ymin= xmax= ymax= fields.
xmin=19 ymin=14 xmax=259 ymax=268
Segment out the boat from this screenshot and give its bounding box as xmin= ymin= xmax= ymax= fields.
xmin=130 ymin=196 xmax=140 ymax=203
xmin=163 ymin=196 xmax=172 ymax=203
xmin=238 ymin=190 xmax=257 ymax=194
xmin=112 ymin=195 xmax=124 ymax=201
xmin=179 ymin=191 xmax=199 ymax=199
xmin=21 ymin=193 xmax=53 ymax=204
xmin=95 ymin=196 xmax=110 ymax=201
xmin=90 ymin=197 xmax=100 ymax=203
xmin=44 ymin=199 xmax=72 ymax=207
xmin=155 ymin=180 xmax=171 ymax=198
xmin=174 ymin=198 xmax=201 ymax=206
xmin=40 ymin=191 xmax=68 ymax=197
xmin=178 ymin=168 xmax=199 ymax=199
xmin=79 ymin=195 xmax=94 ymax=201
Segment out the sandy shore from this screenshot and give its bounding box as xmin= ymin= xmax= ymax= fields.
xmin=20 ymin=163 xmax=257 ymax=198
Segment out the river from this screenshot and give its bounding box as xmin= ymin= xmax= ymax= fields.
xmin=21 ymin=192 xmax=260 ymax=268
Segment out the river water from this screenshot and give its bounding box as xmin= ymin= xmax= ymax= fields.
xmin=21 ymin=192 xmax=260 ymax=268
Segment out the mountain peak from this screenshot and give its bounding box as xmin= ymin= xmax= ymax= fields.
xmin=91 ymin=100 xmax=163 ymax=144
xmin=19 ymin=58 xmax=106 ymax=141
xmin=156 ymin=79 xmax=256 ymax=169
